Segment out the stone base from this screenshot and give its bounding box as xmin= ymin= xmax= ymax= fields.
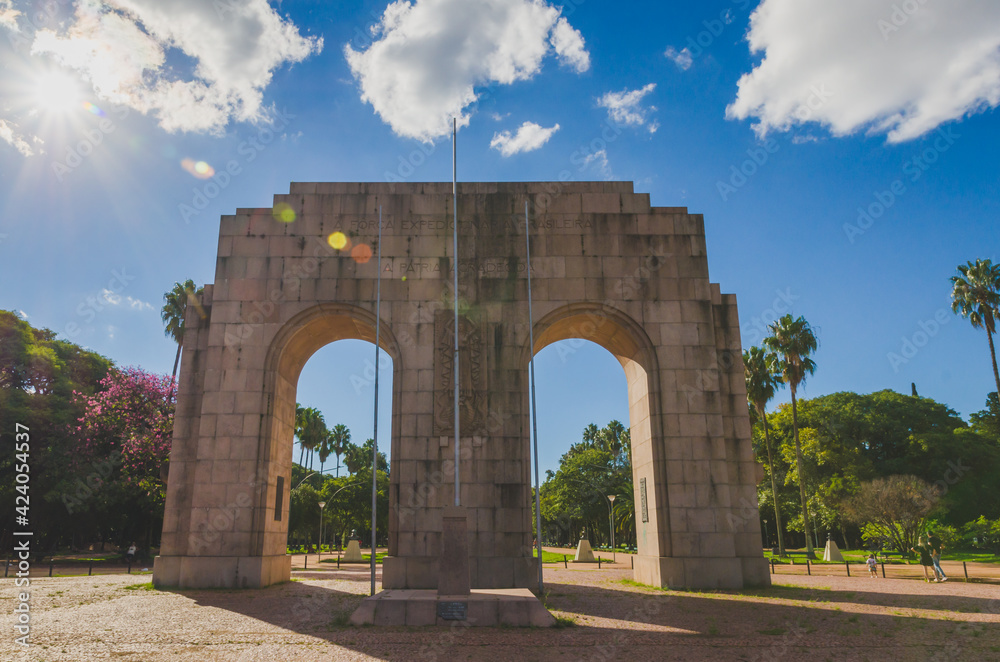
xmin=632 ymin=555 xmax=771 ymax=589
xmin=343 ymin=540 xmax=364 ymax=562
xmin=573 ymin=538 xmax=596 ymax=563
xmin=349 ymin=589 xmax=555 ymax=627
xmin=382 ymin=555 xmax=538 ymax=591
xmin=152 ymin=554 xmax=291 ymax=589
xmin=823 ymin=540 xmax=844 ymax=562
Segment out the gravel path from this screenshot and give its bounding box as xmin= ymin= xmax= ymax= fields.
xmin=2 ymin=564 xmax=998 ymax=661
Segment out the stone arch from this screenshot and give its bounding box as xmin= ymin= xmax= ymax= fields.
xmin=523 ymin=302 xmax=672 ymax=560
xmin=249 ymin=303 xmax=403 ymax=559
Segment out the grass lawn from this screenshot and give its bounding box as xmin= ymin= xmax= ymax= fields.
xmin=533 ymin=549 xmax=615 ymax=564
xmin=319 ymin=552 xmax=388 ymax=563
xmin=763 ymin=548 xmax=1000 ymax=564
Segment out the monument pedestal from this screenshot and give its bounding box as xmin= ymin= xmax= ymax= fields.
xmin=573 ymin=538 xmax=596 ymax=563
xmin=632 ymin=554 xmax=771 ymax=589
xmin=349 ymin=588 xmax=555 ymax=627
xmin=152 ymin=554 xmax=290 ymax=589
xmin=823 ymin=539 xmax=844 ymax=562
xmin=343 ymin=537 xmax=364 ymax=563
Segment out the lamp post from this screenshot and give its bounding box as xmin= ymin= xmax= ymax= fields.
xmin=318 ymin=501 xmax=327 ymax=561
xmin=607 ymin=494 xmax=616 ymax=563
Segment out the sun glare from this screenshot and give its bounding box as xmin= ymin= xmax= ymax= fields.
xmin=33 ymin=70 xmax=83 ymax=114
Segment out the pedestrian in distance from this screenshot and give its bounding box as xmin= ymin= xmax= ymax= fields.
xmin=910 ymin=536 xmax=936 ymax=582
xmin=126 ymin=542 xmax=136 ymax=564
xmin=927 ymin=531 xmax=948 ymax=582
xmin=866 ymin=553 xmax=878 ymax=578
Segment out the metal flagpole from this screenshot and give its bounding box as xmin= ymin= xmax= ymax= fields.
xmin=453 ymin=118 xmax=460 ymax=507
xmin=371 ymin=205 xmax=382 ymax=596
xmin=525 ymin=200 xmax=543 ymax=594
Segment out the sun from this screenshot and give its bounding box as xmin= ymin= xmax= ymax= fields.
xmin=32 ymin=70 xmax=83 ymax=114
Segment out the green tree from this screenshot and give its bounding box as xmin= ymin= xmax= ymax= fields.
xmin=0 ymin=311 xmax=112 ymax=556
xmin=744 ymin=346 xmax=787 ymax=556
xmin=160 ymin=280 xmax=204 ymax=383
xmin=294 ymin=405 xmax=327 ymax=471
xmin=842 ymin=475 xmax=938 ymax=554
xmin=538 ymin=421 xmax=634 ymax=548
xmin=970 ymin=392 xmax=1000 ymax=441
xmin=950 ymin=258 xmax=1000 ymax=396
xmin=328 ymin=423 xmax=351 ymax=478
xmin=765 ymin=314 xmax=819 ymax=556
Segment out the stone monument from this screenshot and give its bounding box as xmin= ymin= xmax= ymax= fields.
xmin=343 ymin=530 xmax=363 ymax=563
xmin=152 ymin=181 xmax=770 ymax=592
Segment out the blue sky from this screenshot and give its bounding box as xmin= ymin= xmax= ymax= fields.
xmin=1 ymin=0 xmax=997 ymax=477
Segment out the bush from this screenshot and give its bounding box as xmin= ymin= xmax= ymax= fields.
xmin=961 ymin=516 xmax=1000 ymax=552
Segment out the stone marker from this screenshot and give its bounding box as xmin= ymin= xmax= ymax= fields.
xmin=823 ymin=537 xmax=844 ymax=562
xmin=574 ymin=536 xmax=596 ymax=563
xmin=343 ymin=530 xmax=364 ymax=563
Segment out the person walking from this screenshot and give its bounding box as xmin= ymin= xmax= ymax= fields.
xmin=910 ymin=536 xmax=936 ymax=582
xmin=928 ymin=531 xmax=948 ymax=582
xmin=126 ymin=542 xmax=137 ymax=564
xmin=866 ymin=553 xmax=878 ymax=578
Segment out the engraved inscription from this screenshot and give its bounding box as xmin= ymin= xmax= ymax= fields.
xmin=434 ymin=312 xmax=488 ymax=435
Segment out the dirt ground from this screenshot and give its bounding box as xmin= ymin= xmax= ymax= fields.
xmin=3 ymin=559 xmax=999 ymax=662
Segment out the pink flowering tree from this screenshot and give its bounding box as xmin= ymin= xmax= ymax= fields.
xmin=71 ymin=366 xmax=175 ymax=511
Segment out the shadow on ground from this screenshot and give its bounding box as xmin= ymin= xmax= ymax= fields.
xmin=167 ymin=571 xmax=998 ymax=661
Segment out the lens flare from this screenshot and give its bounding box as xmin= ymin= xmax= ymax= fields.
xmin=181 ymin=158 xmax=215 ymax=179
xmin=82 ymin=102 xmax=106 ymax=117
xmin=351 ymin=243 xmax=373 ymax=264
xmin=272 ymin=203 xmax=296 ymax=223
xmin=328 ymin=231 xmax=348 ymax=250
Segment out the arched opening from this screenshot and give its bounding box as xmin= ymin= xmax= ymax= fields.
xmin=532 ymin=339 xmax=631 ymax=549
xmin=525 ymin=303 xmax=668 ymax=562
xmin=254 ymin=304 xmax=402 ymax=567
xmin=286 ymin=339 xmax=393 ymax=557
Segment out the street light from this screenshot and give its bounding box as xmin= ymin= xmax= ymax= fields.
xmin=318 ymin=501 xmax=327 ymax=561
xmin=607 ymin=494 xmax=616 ymax=563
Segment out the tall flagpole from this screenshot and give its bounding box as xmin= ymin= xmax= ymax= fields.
xmin=371 ymin=205 xmax=382 ymax=596
xmin=525 ymin=200 xmax=543 ymax=593
xmin=453 ymin=118 xmax=460 ymax=507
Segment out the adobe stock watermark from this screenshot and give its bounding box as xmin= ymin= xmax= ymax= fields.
xmin=843 ymin=126 xmax=959 ymax=243
xmin=179 ymin=109 xmax=295 ymax=224
xmin=664 ymin=0 xmax=751 ymax=70
xmin=886 ymin=308 xmax=950 ymax=373
xmin=63 ymin=268 xmax=141 ymax=339
xmin=740 ymin=288 xmax=800 ymax=346
xmin=717 ymin=84 xmax=833 ymax=201
xmin=877 ymin=0 xmax=932 ymax=41
xmin=51 ymin=108 xmax=131 ymax=182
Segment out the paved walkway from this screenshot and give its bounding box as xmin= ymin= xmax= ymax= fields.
xmin=3 ymin=558 xmax=998 ymax=660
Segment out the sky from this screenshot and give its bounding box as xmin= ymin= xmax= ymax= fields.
xmin=0 ymin=0 xmax=997 ymax=477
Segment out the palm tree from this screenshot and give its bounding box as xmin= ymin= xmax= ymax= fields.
xmin=160 ymin=280 xmax=204 ymax=384
xmin=951 ymin=259 xmax=1000 ymax=396
xmin=764 ymin=314 xmax=818 ymax=557
xmin=317 ymin=428 xmax=333 ymax=476
xmin=328 ymin=424 xmax=351 ymax=478
xmin=744 ymin=346 xmax=787 ymax=557
xmin=295 ymin=405 xmax=326 ymax=471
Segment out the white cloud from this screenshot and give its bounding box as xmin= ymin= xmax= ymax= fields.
xmin=664 ymin=46 xmax=693 ymax=71
xmin=581 ymin=148 xmax=613 ymax=180
xmin=489 ymin=121 xmax=559 ymax=157
xmin=597 ymin=83 xmax=658 ymax=133
xmin=0 ymin=1 xmax=19 ymax=30
xmin=344 ymin=0 xmax=591 ymax=142
xmin=0 ymin=119 xmax=36 ymax=156
xmin=550 ymin=17 xmax=590 ymax=73
xmin=26 ymin=0 xmax=322 ymax=134
xmin=100 ymin=288 xmax=153 ymax=311
xmin=727 ymin=0 xmax=1000 ymax=143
